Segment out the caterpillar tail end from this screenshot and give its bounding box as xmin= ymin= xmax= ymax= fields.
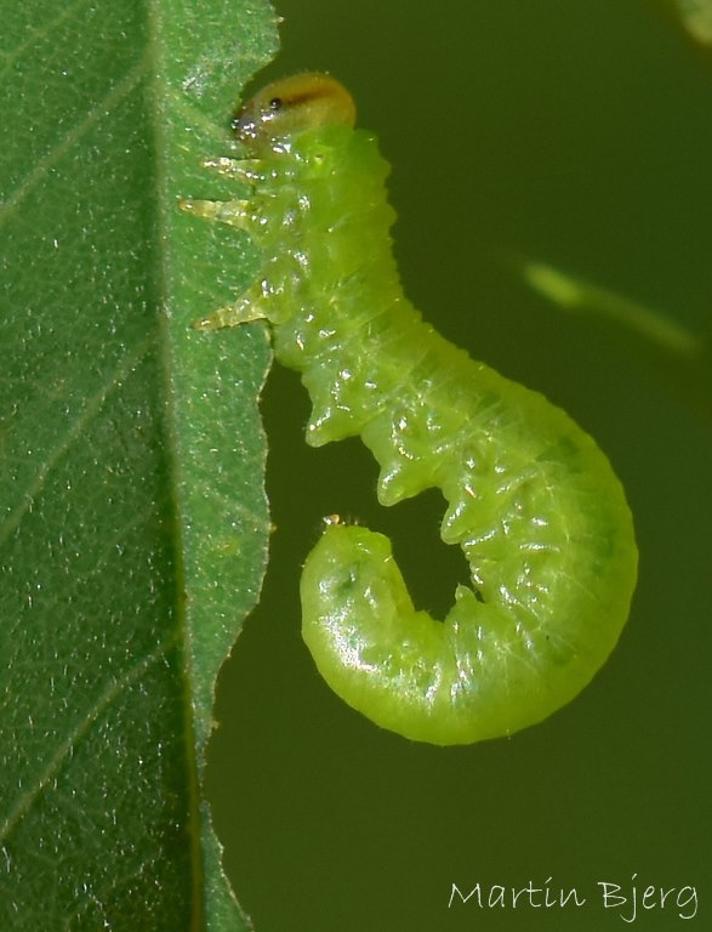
xmin=300 ymin=523 xmax=480 ymax=745
xmin=300 ymin=518 xmax=636 ymax=746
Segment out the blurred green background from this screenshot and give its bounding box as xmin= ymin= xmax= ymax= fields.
xmin=207 ymin=1 xmax=712 ymax=929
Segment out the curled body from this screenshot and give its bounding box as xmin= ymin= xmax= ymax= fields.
xmin=180 ymin=73 xmax=638 ymax=745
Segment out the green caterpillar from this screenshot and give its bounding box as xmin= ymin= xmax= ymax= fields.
xmin=180 ymin=73 xmax=638 ymax=746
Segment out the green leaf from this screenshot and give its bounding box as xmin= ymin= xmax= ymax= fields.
xmin=0 ymin=1 xmax=278 ymax=927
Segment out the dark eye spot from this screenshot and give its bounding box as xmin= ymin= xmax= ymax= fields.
xmin=269 ymin=97 xmax=283 ymax=111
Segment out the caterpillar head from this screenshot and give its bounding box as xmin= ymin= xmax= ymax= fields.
xmin=232 ymin=73 xmax=357 ymax=154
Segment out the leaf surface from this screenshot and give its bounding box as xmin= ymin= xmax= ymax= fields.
xmin=0 ymin=1 xmax=277 ymax=927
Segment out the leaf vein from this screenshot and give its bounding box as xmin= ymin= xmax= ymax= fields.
xmin=0 ymin=335 xmax=155 ymax=551
xmin=0 ymin=54 xmax=149 ymax=222
xmin=0 ymin=0 xmax=94 ymax=75
xmin=0 ymin=631 xmax=178 ymax=845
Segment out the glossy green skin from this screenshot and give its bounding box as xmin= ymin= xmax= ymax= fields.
xmin=192 ymin=117 xmax=638 ymax=745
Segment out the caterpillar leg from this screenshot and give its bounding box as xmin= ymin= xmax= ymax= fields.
xmin=192 ymin=281 xmax=270 ymax=331
xmin=178 ymin=196 xmax=266 ymax=232
xmin=201 ymin=156 xmax=267 ymax=184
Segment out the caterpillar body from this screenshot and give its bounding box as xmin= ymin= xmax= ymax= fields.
xmin=180 ymin=73 xmax=638 ymax=746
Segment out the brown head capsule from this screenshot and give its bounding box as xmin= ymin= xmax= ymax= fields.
xmin=232 ymin=72 xmax=357 ymax=153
